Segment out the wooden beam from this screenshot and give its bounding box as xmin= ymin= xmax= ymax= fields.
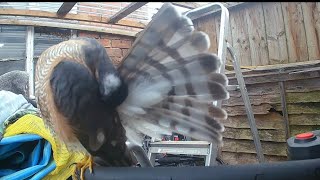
xmin=171 ymin=2 xmax=201 ymax=9
xmin=57 ymin=2 xmax=77 ymax=17
xmin=0 ymin=18 xmax=140 ymax=37
xmin=108 ymin=2 xmax=148 ymax=24
xmin=25 ymin=26 xmax=35 ymax=99
xmin=0 ymin=9 xmax=146 ymax=29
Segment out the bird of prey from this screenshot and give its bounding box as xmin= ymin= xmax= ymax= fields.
xmin=34 ymin=2 xmax=229 ymax=179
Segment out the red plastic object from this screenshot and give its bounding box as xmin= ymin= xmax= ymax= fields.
xmin=295 ymin=132 xmax=314 ymax=140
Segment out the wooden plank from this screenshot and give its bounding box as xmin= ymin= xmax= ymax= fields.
xmin=220 ymin=113 xmax=285 ymax=130
xmin=222 ymin=139 xmax=287 ymax=156
xmin=289 ymin=114 xmax=320 ymax=125
xmin=227 ymin=69 xmax=320 ymax=85
xmin=223 ymin=128 xmax=287 ymax=142
xmin=57 ymin=2 xmax=77 ymax=17
xmin=213 ymin=14 xmax=233 ymax=65
xmin=290 ymin=125 xmax=320 ymax=136
xmin=0 ymin=18 xmax=138 ymax=37
xmin=276 ymin=78 xmax=320 ymax=93
xmin=108 ymin=2 xmax=148 ymax=24
xmin=262 ymin=2 xmax=289 ymax=65
xmin=228 ymin=78 xmax=320 ymax=98
xmin=301 ymin=3 xmax=320 ymax=60
xmin=224 ymin=104 xmax=273 ymax=116
xmin=229 ymin=8 xmax=252 ymax=66
xmin=194 ymin=14 xmax=218 ymax=54
xmin=281 ymin=2 xmax=308 ymax=63
xmin=221 ymin=152 xmax=287 ymax=165
xmin=245 ymin=3 xmax=269 ymax=66
xmin=225 ymin=91 xmax=320 ymax=106
xmin=171 ymin=2 xmax=200 ymax=9
xmin=274 ymin=103 xmax=320 ymax=114
xmin=225 ymin=60 xmax=320 ymax=76
xmin=0 ymin=9 xmax=146 ymax=29
xmin=224 ymin=93 xmax=269 ymax=106
xmin=25 ymin=26 xmax=34 ymax=98
xmin=315 ymin=2 xmax=320 ymax=57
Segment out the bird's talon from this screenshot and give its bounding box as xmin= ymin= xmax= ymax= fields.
xmin=73 ymin=155 xmax=94 ymax=180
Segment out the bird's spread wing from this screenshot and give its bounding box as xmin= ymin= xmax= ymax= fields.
xmin=117 ymin=3 xmax=229 ymax=145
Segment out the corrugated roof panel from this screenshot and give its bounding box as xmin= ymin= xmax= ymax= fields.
xmin=0 ymin=25 xmax=26 ymax=60
xmin=0 ymin=25 xmax=70 ymax=60
xmin=34 ymin=29 xmax=70 ymax=57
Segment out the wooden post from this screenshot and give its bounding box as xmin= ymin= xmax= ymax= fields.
xmin=279 ymin=81 xmax=290 ymax=139
xmin=25 ymin=26 xmax=35 ymax=99
xmin=71 ymin=29 xmax=77 ymax=38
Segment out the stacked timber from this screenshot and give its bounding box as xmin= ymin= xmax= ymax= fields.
xmin=220 ymin=60 xmax=320 ymax=164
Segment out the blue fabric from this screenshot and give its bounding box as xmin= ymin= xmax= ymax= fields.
xmin=0 ymin=134 xmax=56 ymax=180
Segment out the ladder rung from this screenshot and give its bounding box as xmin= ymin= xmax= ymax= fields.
xmin=226 ymin=85 xmax=239 ymax=91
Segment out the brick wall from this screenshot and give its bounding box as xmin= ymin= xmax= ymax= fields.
xmin=78 ymin=31 xmax=135 ymax=67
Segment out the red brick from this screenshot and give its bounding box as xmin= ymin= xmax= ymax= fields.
xmin=110 ymin=56 xmax=123 ymax=67
xmin=78 ymin=31 xmax=100 ymax=39
xmin=101 ymin=34 xmax=132 ymax=41
xmin=106 ymin=48 xmax=122 ymax=57
xmin=111 ymin=39 xmax=132 ymax=48
xmin=99 ymin=39 xmax=111 ymax=47
xmin=122 ymin=49 xmax=130 ymax=57
xmin=100 ymin=34 xmax=111 ymax=39
xmin=103 ymin=34 xmax=121 ymax=40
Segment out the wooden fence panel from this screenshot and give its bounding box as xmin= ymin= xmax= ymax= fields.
xmin=281 ymin=2 xmax=308 ymax=63
xmin=301 ymin=3 xmax=320 ymax=60
xmin=245 ymin=3 xmax=269 ymax=66
xmin=193 ymin=2 xmax=320 ymax=66
xmin=262 ymin=2 xmax=289 ymax=65
xmin=230 ymin=7 xmax=252 ymax=66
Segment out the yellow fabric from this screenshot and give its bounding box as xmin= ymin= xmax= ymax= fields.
xmin=4 ymin=114 xmax=87 ymax=180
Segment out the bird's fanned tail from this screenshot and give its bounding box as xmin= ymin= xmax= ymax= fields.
xmin=117 ymin=3 xmax=229 ymax=145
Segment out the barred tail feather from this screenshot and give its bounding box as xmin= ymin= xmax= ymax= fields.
xmin=118 ymin=3 xmax=229 ymax=145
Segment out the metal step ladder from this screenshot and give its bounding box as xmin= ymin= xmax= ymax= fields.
xmin=147 ymin=3 xmax=265 ymax=166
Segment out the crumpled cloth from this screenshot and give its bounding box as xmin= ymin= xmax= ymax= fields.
xmin=0 ymin=90 xmax=87 ymax=179
xmin=0 ymin=134 xmax=55 ymax=180
xmin=0 ymin=90 xmax=39 ymax=139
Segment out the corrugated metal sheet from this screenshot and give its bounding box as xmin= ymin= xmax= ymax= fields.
xmin=0 ymin=25 xmax=70 ymax=60
xmin=34 ymin=31 xmax=70 ymax=57
xmin=0 ymin=25 xmax=26 ymax=61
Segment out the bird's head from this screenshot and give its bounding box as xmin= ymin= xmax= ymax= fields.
xmin=100 ymin=73 xmax=128 ymax=107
